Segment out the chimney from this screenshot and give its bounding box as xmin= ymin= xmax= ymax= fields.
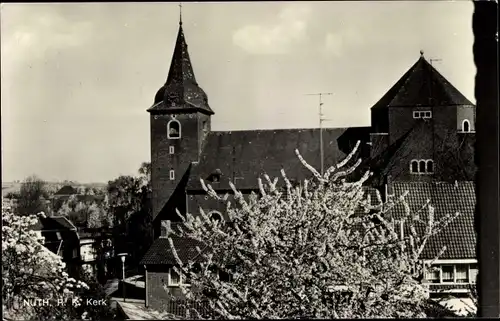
xmin=160 ymin=220 xmax=171 ymax=238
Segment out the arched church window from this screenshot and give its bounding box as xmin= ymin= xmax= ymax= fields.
xmin=209 ymin=211 xmax=223 ymax=222
xmin=419 ymin=160 xmax=426 ymax=173
xmin=462 ymin=119 xmax=471 ymax=133
xmin=167 ymin=120 xmax=181 ymax=139
xmin=426 ymin=160 xmax=434 ymax=173
xmin=410 ymin=160 xmax=418 ymax=173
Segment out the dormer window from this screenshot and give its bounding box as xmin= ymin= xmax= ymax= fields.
xmin=410 ymin=159 xmax=434 ymax=174
xmin=169 ymin=169 xmax=175 ymax=180
xmin=413 ymin=110 xmax=432 ymax=119
xmin=462 ymin=119 xmax=471 ymax=133
xmin=169 ymin=146 xmax=175 ymax=154
xmin=167 ymin=120 xmax=181 ymax=139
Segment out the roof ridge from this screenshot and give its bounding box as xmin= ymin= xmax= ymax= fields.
xmin=210 ymin=127 xmax=350 ymax=134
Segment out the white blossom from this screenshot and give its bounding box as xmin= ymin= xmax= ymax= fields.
xmin=168 ymin=142 xmax=459 ymax=319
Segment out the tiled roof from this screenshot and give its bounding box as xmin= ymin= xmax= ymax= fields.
xmin=387 ymin=181 xmax=476 ymax=260
xmin=371 ymin=54 xmax=474 ymax=109
xmin=186 ymin=127 xmax=360 ymax=191
xmin=30 ymin=216 xmax=75 ymax=232
xmin=353 ymin=186 xmax=384 ymax=216
xmin=148 ymin=22 xmax=213 ymax=115
xmin=54 ymin=185 xmax=78 ymax=195
xmin=30 ymin=216 xmax=79 ymax=253
xmin=51 ymin=216 xmax=77 ymax=231
xmin=140 ymin=234 xmax=206 ymax=266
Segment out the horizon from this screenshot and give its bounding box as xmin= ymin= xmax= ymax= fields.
xmin=1 ymin=2 xmax=475 ymax=183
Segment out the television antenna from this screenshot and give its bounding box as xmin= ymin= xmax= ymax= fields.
xmin=305 ymin=92 xmax=334 ymax=175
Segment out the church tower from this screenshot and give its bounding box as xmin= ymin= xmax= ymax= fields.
xmin=369 ymin=51 xmax=475 ymax=184
xmin=147 ymin=12 xmax=214 ymax=230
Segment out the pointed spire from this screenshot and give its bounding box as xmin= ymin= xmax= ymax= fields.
xmin=179 ymin=2 xmax=183 ymax=26
xmin=148 ymin=10 xmax=214 ymax=115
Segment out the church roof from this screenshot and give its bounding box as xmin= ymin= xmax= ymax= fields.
xmin=148 ymin=21 xmax=213 ymax=115
xmin=387 ymin=181 xmax=476 ymax=260
xmin=186 ymin=128 xmax=358 ymax=191
xmin=371 ymin=52 xmax=475 ymax=109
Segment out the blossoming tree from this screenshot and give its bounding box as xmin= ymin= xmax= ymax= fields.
xmin=2 ymin=200 xmax=90 ymax=320
xmin=167 ymin=142 xmax=459 ymax=319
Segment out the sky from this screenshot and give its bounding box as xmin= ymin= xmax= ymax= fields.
xmin=1 ymin=1 xmax=475 ymax=183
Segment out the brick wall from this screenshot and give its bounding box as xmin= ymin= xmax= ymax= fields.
xmin=147 ymin=271 xmax=178 ymax=312
xmin=385 ymin=105 xmax=470 ymax=182
xmin=456 ymin=105 xmax=476 ymax=132
xmin=187 ymin=194 xmax=229 ymax=220
xmin=150 ymin=112 xmax=211 ymax=220
xmin=146 ymin=268 xmax=209 ymax=316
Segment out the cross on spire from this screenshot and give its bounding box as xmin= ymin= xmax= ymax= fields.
xmin=179 ymin=3 xmax=183 ymax=25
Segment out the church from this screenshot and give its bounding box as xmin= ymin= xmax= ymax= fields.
xmin=140 ymin=16 xmax=477 ymax=313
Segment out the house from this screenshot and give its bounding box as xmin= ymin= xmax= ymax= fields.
xmin=140 ymin=15 xmax=476 ymax=315
xmin=386 ymin=181 xmax=477 ymax=298
xmin=77 ymin=227 xmax=114 ymax=279
xmin=54 ymin=185 xmax=79 ymax=197
xmin=30 ymin=215 xmax=81 ymax=277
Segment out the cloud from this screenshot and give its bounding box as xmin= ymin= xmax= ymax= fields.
xmin=232 ymin=4 xmax=312 ymax=55
xmin=322 ymin=28 xmax=364 ymax=57
xmin=1 ymin=7 xmax=93 ymax=64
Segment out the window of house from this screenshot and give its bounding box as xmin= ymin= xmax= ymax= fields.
xmin=168 ymin=268 xmax=180 ymax=286
xmin=413 ymin=111 xmax=421 ymax=119
xmin=455 ymin=265 xmax=469 ymax=283
xmin=426 ymin=160 xmax=434 ymax=173
xmin=441 ymin=265 xmax=454 ymax=283
xmin=424 ymin=266 xmax=440 ymax=283
xmin=462 ymin=119 xmax=471 ymax=132
xmin=169 ymin=170 xmax=175 ymax=180
xmin=73 ymin=248 xmax=78 ymax=259
xmin=167 ymin=120 xmax=181 ymax=139
xmin=169 ymin=146 xmax=175 ymax=154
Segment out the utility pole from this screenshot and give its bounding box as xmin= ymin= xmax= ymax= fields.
xmin=305 ymin=92 xmax=334 ymax=176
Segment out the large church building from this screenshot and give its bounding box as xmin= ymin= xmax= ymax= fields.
xmin=140 ymin=17 xmax=477 ymax=313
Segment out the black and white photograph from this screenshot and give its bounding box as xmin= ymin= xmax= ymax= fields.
xmin=1 ymin=1 xmax=498 ymax=320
